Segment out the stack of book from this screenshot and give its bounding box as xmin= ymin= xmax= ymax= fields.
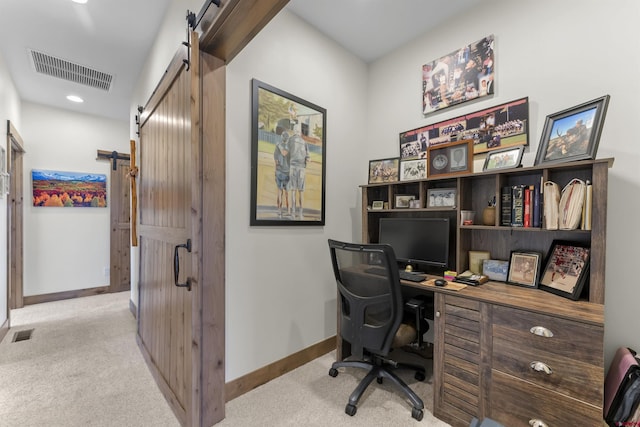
xmin=500 ymin=180 xmax=593 ymax=230
xmin=501 ymin=184 xmax=542 ymax=228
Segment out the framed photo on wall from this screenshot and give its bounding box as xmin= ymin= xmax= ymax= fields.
xmin=427 ymin=139 xmax=473 ymax=177
xmin=251 ymin=79 xmax=326 ymax=226
xmin=422 ymin=34 xmax=495 ymax=115
xmin=400 ymin=97 xmax=529 ymax=156
xmin=534 ymin=95 xmax=610 ymax=166
xmin=538 ymin=240 xmax=590 ymax=300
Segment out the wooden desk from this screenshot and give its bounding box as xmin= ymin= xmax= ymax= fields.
xmin=337 ymin=277 xmax=604 ymax=427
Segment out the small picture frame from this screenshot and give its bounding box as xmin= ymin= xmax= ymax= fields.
xmin=534 ymin=95 xmax=610 ymax=166
xmin=507 ymin=251 xmax=541 ymax=288
xmin=539 ymin=240 xmax=590 ymax=300
xmin=427 ymin=139 xmax=474 ymax=177
xmin=400 ymin=158 xmax=427 ymax=181
xmin=482 ymin=259 xmax=509 ymax=282
xmin=368 ymin=157 xmax=400 ymax=184
xmin=469 ymin=250 xmax=491 ymax=275
xmin=482 ymin=145 xmax=525 ymax=172
xmin=371 ymin=200 xmax=384 ymax=210
xmin=427 ymin=187 xmax=456 ymax=208
xmin=394 ymin=194 xmax=415 ymax=209
xmin=409 ymin=199 xmax=422 ymax=209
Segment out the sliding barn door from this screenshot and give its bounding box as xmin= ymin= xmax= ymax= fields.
xmin=137 ymin=42 xmax=199 ymax=426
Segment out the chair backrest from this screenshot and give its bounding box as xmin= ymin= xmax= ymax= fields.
xmin=328 ymin=239 xmax=403 ymax=359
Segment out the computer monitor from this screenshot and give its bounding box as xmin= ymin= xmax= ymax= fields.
xmin=378 ymin=217 xmax=450 ymax=271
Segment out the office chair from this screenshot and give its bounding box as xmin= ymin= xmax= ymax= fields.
xmin=327 ymin=239 xmax=426 ymax=421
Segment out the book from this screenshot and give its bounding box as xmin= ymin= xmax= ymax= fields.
xmin=559 ymin=178 xmax=586 ymax=230
xmin=584 ymin=180 xmax=593 ymax=230
xmin=524 ymin=186 xmax=531 ymax=227
xmin=500 ymin=186 xmax=512 ymax=226
xmin=511 ymin=185 xmax=525 ymax=227
xmin=532 ymin=183 xmax=541 ymax=228
xmin=543 ymin=181 xmax=560 ymax=229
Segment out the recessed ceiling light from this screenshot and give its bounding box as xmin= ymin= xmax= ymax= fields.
xmin=66 ymin=95 xmax=84 ymax=103
xmin=72 ymin=0 xmax=88 ymax=4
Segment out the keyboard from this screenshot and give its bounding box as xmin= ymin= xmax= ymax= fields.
xmin=364 ymin=267 xmax=426 ymax=282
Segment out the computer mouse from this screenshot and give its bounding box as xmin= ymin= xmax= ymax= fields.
xmin=434 ymin=279 xmax=446 ymax=287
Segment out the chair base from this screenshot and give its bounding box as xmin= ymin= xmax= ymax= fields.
xmin=329 ymin=357 xmax=425 ymax=421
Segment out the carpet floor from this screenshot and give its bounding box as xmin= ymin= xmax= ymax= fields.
xmin=0 ymin=292 xmax=450 ymax=426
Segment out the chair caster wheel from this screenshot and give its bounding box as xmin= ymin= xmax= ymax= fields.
xmin=345 ymin=404 xmax=357 ymax=416
xmin=414 ymin=371 xmax=426 ymax=381
xmin=412 ymin=407 xmax=424 ymax=421
xmin=329 ymin=368 xmax=338 ymax=377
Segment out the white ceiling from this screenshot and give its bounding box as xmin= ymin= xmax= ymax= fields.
xmin=0 ymin=0 xmax=482 ymax=122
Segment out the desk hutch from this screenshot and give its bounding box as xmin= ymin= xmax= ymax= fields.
xmin=355 ymin=158 xmax=613 ymax=426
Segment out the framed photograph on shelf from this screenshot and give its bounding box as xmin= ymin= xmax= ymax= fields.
xmin=482 ymin=145 xmax=524 ymax=172
xmin=507 ymin=251 xmax=542 ymax=288
xmin=534 ymin=95 xmax=610 ymax=166
xmin=371 ymin=201 xmax=384 ymax=210
xmin=427 ymin=188 xmax=456 ymax=208
xmin=251 ymin=79 xmax=326 ymax=226
xmin=427 ymin=139 xmax=473 ymax=177
xmin=368 ymin=157 xmax=400 ymax=184
xmin=394 ymin=194 xmax=415 ymax=209
xmin=400 ymin=158 xmax=427 ymax=181
xmin=482 ymin=259 xmax=509 ymax=282
xmin=539 ymin=240 xmax=590 ymax=300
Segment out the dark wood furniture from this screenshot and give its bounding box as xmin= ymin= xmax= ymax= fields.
xmin=356 ymin=158 xmax=613 ymax=426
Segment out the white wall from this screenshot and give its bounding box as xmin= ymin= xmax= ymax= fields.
xmin=225 ymin=10 xmax=367 ymax=380
xmin=0 ymin=52 xmax=21 ymax=327
xmin=365 ymin=0 xmax=640 ymax=367
xmin=131 ymin=0 xmax=639 ymax=382
xmin=22 ymin=103 xmax=129 ymax=296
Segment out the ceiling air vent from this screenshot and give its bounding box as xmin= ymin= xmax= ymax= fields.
xmin=29 ymin=49 xmax=113 ymax=91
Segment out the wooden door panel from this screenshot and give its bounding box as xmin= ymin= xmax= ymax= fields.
xmin=110 ymin=158 xmax=131 ymax=292
xmin=138 ymin=48 xmax=193 ymax=425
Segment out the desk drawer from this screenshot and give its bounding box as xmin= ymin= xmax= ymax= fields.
xmin=490 ymin=370 xmax=602 ymax=427
xmin=492 ymin=305 xmax=603 ymax=366
xmin=493 ymin=336 xmax=603 ymax=405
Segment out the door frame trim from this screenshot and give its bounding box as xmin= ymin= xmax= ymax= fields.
xmin=7 ymin=120 xmax=26 ymax=314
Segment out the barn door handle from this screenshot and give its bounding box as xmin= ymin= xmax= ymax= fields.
xmin=174 ymin=239 xmax=192 ymax=291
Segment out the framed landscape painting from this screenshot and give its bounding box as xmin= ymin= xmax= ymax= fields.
xmin=32 ymin=169 xmax=107 ymax=207
xmin=251 ymin=79 xmax=326 ymax=226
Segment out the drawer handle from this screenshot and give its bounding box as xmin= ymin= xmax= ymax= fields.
xmin=529 ymin=420 xmax=548 ymax=427
xmin=530 ymin=361 xmax=553 ymax=375
xmin=530 ymin=326 xmax=554 ymax=338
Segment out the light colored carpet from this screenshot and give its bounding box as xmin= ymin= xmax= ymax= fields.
xmin=0 ymin=292 xmax=450 ymax=426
